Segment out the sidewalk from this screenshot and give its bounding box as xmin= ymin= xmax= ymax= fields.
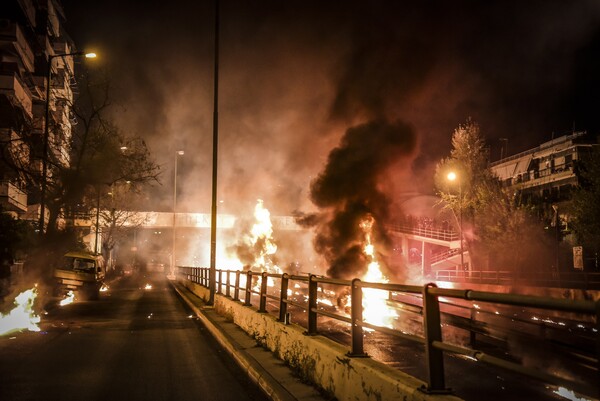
xmin=171 ymin=281 xmax=331 ymax=401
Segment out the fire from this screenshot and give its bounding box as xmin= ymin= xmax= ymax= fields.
xmin=359 ymin=215 xmax=397 ymax=329
xmin=250 ymin=199 xmax=282 ymax=281
xmin=59 ymin=291 xmax=75 ymax=306
xmin=251 ymin=199 xmax=278 ymax=260
xmin=0 ymin=287 xmax=41 ymax=335
xmin=230 ymin=199 xmax=283 ymax=289
xmin=144 ymin=284 xmax=152 ymax=290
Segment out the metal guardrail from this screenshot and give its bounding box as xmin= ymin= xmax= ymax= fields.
xmin=430 ymin=249 xmax=461 ymax=264
xmin=178 ymin=266 xmax=600 ymax=398
xmin=385 ymin=224 xmax=459 ymax=242
xmin=436 ymin=269 xmax=600 ymax=290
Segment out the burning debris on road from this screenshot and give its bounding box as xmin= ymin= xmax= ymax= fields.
xmin=0 ymin=287 xmax=41 ymax=336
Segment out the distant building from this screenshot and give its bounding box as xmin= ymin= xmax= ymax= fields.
xmin=0 ymin=0 xmax=78 ymax=222
xmin=490 ymin=131 xmax=598 ymax=205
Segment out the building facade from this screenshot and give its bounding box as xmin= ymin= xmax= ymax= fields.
xmin=490 ymin=131 xmax=597 ymax=204
xmin=0 ymin=0 xmax=77 ymax=222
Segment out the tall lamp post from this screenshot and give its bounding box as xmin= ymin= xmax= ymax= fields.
xmin=209 ymin=0 xmax=220 ymax=305
xmin=171 ymin=150 xmax=184 ymax=279
xmin=38 ymin=51 xmax=96 ymax=235
xmin=447 ymin=171 xmax=464 ymax=272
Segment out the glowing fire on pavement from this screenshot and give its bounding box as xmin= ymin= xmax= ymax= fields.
xmin=59 ymin=290 xmax=75 ymax=306
xmin=0 ymin=287 xmax=41 ymax=335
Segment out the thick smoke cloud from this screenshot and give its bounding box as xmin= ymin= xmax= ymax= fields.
xmin=299 ymin=119 xmax=416 ymax=279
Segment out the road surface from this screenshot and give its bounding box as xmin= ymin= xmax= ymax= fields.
xmin=0 ymin=273 xmax=269 ymax=401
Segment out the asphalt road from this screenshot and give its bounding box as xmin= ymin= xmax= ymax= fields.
xmin=0 ymin=273 xmax=269 ymax=401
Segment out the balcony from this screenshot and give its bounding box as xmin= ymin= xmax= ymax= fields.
xmin=0 ymin=72 xmax=33 ymax=119
xmin=0 ymin=180 xmax=27 ymax=213
xmin=0 ymin=128 xmax=29 ymax=166
xmin=0 ymin=22 xmax=35 ymax=73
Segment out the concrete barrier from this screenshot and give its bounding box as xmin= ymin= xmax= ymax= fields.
xmin=180 ymin=280 xmax=462 ymax=401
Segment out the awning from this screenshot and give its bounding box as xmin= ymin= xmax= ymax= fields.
xmin=512 ymin=155 xmax=533 ymax=176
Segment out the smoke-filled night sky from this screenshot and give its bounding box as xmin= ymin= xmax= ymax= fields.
xmin=61 ymin=0 xmax=600 ymax=218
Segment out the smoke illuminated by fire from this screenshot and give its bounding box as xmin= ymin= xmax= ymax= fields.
xmin=0 ymin=287 xmax=41 ymax=335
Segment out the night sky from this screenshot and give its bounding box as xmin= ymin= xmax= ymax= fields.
xmin=59 ymin=0 xmax=600 ymax=214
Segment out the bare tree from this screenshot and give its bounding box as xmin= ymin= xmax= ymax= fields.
xmin=44 ymin=71 xmax=160 ymax=235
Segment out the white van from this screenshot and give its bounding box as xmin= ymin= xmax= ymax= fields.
xmin=54 ymin=251 xmax=106 ymax=300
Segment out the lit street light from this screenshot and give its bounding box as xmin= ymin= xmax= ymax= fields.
xmin=447 ymin=171 xmax=465 ymax=273
xmin=171 ymin=150 xmax=184 ymax=279
xmin=39 ymin=51 xmax=96 ymax=235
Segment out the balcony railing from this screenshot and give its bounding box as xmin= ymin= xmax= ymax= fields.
xmin=0 ymin=22 xmax=35 ymax=72
xmin=0 ymin=180 xmax=27 ymax=212
xmin=0 ymin=73 xmax=33 ymax=119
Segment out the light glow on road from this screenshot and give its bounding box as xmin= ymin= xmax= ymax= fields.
xmin=553 ymin=386 xmax=592 ymax=401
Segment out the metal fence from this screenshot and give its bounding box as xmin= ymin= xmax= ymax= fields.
xmin=179 ymin=266 xmax=600 ymax=399
xmin=435 ymin=269 xmax=600 ymax=290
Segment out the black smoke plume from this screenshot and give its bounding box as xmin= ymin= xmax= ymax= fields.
xmin=299 ymin=119 xmax=416 ymax=279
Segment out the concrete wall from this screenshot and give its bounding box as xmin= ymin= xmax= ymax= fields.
xmin=181 ymin=280 xmax=462 ymax=401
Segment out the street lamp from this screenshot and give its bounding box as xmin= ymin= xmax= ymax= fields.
xmin=39 ymin=51 xmax=97 ymax=235
xmin=171 ymin=150 xmax=184 ymax=278
xmin=447 ymin=171 xmax=465 ymax=273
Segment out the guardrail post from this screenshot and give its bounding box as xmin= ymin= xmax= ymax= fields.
xmin=234 ymin=270 xmax=241 ymax=301
xmin=596 ymin=299 xmax=600 ymax=399
xmin=259 ymin=272 xmax=268 ymax=313
xmin=244 ymin=271 xmax=252 ymax=306
xmin=421 ymin=283 xmax=449 ymax=394
xmin=348 ymin=278 xmax=367 ymax=357
xmin=225 ymin=270 xmax=231 ymax=297
xmin=307 ymin=274 xmax=318 ymax=335
xmin=202 ymin=268 xmax=207 ymax=287
xmin=470 ymin=307 xmax=477 ymax=347
xmin=278 ymin=273 xmax=289 ymax=322
xmin=216 ymin=270 xmax=222 ymax=294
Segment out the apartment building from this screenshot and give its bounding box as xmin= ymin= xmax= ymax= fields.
xmin=0 ymin=0 xmax=77 ymax=222
xmin=490 ymin=131 xmax=598 ymax=204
